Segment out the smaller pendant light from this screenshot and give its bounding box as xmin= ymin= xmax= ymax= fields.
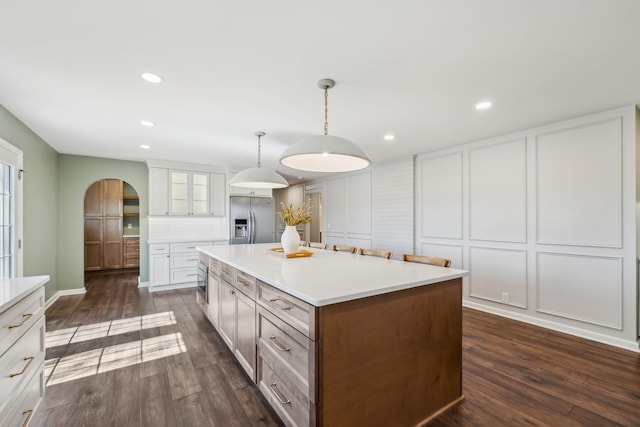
xmin=229 ymin=131 xmax=289 ymax=189
xmin=279 ymin=78 xmax=371 ymax=173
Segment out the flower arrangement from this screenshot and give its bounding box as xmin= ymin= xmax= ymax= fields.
xmin=279 ymin=201 xmax=312 ymax=226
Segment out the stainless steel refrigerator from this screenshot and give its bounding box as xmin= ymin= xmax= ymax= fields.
xmin=229 ymin=196 xmax=275 ymax=244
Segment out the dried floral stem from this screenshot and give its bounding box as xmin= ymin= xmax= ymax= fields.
xmin=279 ymin=201 xmax=312 ymax=226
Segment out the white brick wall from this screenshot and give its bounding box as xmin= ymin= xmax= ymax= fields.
xmin=372 ymin=159 xmax=414 ymax=259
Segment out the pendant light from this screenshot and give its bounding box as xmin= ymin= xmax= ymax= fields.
xmin=229 ymin=131 xmax=289 ymax=189
xmin=279 ymin=78 xmax=371 ymax=173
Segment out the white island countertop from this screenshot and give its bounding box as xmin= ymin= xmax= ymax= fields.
xmin=197 ymin=243 xmax=467 ymax=307
xmin=0 ymin=275 xmax=50 ymax=313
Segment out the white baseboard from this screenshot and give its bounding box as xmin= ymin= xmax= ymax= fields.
xmin=45 ymin=287 xmax=87 ymax=309
xmin=138 ymin=280 xmax=149 ymax=288
xmin=148 ymin=282 xmax=196 ymax=293
xmin=463 ymin=300 xmax=640 ymax=353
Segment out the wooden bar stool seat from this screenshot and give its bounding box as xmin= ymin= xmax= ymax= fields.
xmin=402 ymin=254 xmax=451 ymax=267
xmin=307 ymin=242 xmax=328 ymax=249
xmin=359 ymin=248 xmax=392 ymax=259
xmin=333 ymin=244 xmax=357 ymax=254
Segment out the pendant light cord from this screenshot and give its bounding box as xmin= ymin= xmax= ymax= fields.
xmin=323 ymin=85 xmax=329 ymax=136
xmin=256 ymin=134 xmax=262 ymax=168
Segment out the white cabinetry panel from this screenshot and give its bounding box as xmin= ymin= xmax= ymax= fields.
xmin=469 ymin=246 xmax=527 ymax=308
xmin=469 ymin=139 xmax=526 ymax=243
xmin=419 ymin=152 xmax=463 ymax=239
xmin=346 ymin=172 xmax=372 ymax=235
xmin=536 ymin=118 xmax=622 ymax=247
xmin=536 ymin=252 xmax=622 ymax=329
xmin=148 ymin=168 xmax=169 ymax=216
xmin=324 ymin=178 xmax=346 ymax=233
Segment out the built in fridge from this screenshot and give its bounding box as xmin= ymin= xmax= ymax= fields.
xmin=229 ymin=196 xmax=275 ymax=244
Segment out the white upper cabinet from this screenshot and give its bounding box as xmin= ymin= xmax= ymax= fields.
xmin=170 ymin=170 xmax=209 ymax=216
xmin=149 ymin=168 xmax=169 ymax=215
xmin=148 ymin=162 xmax=227 ymax=217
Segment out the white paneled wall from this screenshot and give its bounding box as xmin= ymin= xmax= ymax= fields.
xmin=371 ymin=159 xmax=414 ymax=259
xmin=415 ymin=105 xmax=639 ymax=351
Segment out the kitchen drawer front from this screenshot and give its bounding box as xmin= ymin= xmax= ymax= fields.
xmin=170 ymin=267 xmax=198 ymax=284
xmin=0 ymin=362 xmax=44 ymax=427
xmin=258 ymin=356 xmax=312 ymax=427
xmin=123 ymin=241 xmax=140 ymax=256
xmin=0 ymin=288 xmax=44 ymax=357
xmin=220 ymin=262 xmax=234 ymax=285
xmin=258 ymin=307 xmax=314 ymax=401
xmin=149 ymin=244 xmax=170 ymax=255
xmin=208 ymin=257 xmax=220 ymax=276
xmin=235 ymin=270 xmax=257 ymax=299
xmin=170 ymin=241 xmax=211 ymax=254
xmin=258 ymin=281 xmax=316 ymax=340
xmin=170 ymin=253 xmax=200 ymax=268
xmin=0 ymin=315 xmax=45 ymax=416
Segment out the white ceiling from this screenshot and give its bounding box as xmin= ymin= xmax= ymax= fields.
xmin=1 ymin=1 xmax=640 ymax=184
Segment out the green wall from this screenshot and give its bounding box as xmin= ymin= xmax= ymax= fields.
xmin=0 ymin=105 xmax=59 ymax=299
xmin=57 ymin=154 xmax=149 ymax=290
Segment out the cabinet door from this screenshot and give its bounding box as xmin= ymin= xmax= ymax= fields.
xmin=84 ymin=217 xmax=103 ymax=270
xmin=235 ymin=290 xmax=256 ymax=381
xmin=191 ymin=172 xmax=210 ymax=215
xmin=219 ymin=280 xmax=236 ymax=350
xmin=103 ymin=179 xmax=124 ymax=217
xmin=150 ymin=254 xmax=170 ymax=286
xmin=170 ymin=170 xmax=190 ymax=215
xmin=149 ymin=168 xmax=169 ymax=215
xmin=210 ymin=172 xmax=226 ymax=217
xmin=208 ymin=272 xmax=220 ymax=328
xmin=103 ymin=218 xmax=123 ymax=269
xmin=84 ymin=181 xmax=103 ymax=217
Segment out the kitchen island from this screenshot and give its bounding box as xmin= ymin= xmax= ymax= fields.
xmin=197 ymin=243 xmax=467 ymax=427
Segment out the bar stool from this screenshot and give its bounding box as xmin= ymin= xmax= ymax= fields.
xmin=333 ymin=244 xmax=357 ymax=254
xmin=402 ymin=254 xmax=451 ymax=267
xmin=359 ymin=248 xmax=392 ymax=259
xmin=307 ymin=242 xmax=328 ymax=249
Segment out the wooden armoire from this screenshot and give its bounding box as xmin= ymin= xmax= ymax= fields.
xmin=84 ymin=179 xmax=124 ymax=270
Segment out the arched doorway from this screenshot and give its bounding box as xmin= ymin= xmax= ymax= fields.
xmin=84 ymin=179 xmax=140 ymax=271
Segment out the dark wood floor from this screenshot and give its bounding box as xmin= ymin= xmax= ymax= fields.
xmin=31 ymin=272 xmax=640 ymax=427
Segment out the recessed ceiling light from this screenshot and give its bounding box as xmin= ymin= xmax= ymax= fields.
xmin=475 ymin=101 xmax=493 ymax=110
xmin=141 ymin=72 xmax=163 ymax=83
xmin=140 ymin=120 xmax=155 ymax=127
xmin=140 ymin=144 xmax=151 ymax=149
xmin=383 ymin=134 xmax=395 ymax=141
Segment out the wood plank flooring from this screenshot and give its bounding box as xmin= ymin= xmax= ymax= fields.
xmin=31 ymin=271 xmax=640 ymax=427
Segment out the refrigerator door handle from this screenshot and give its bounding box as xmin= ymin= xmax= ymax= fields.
xmin=251 ymin=211 xmax=256 ymax=243
xmin=247 ymin=211 xmax=252 ymax=244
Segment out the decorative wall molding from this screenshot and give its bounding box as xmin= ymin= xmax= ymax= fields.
xmin=536 ymin=251 xmax=623 ymax=330
xmin=468 ymin=246 xmax=527 ymax=308
xmin=535 ymin=117 xmax=622 ymax=248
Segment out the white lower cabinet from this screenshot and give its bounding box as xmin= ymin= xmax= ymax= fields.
xmin=149 ymin=241 xmax=213 ymax=291
xmin=215 ymin=262 xmax=257 ymax=382
xmin=0 ymin=284 xmax=46 ymax=427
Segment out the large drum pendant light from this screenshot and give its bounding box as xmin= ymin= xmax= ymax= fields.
xmin=279 ymin=79 xmax=371 ymax=173
xmin=229 ymin=131 xmax=289 ymax=189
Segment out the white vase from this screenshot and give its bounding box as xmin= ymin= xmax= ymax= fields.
xmin=281 ymin=225 xmax=301 ymax=254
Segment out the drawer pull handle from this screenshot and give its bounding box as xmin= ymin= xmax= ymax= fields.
xmin=269 ymin=336 xmax=291 ymax=352
xmin=269 ymin=382 xmax=291 ymax=405
xmin=21 ymin=410 xmax=34 ymax=427
xmin=186 ymin=258 xmax=198 ymax=261
xmin=9 ymin=313 xmax=33 ymax=329
xmin=187 ymin=246 xmax=196 ymax=249
xmin=269 ymin=298 xmax=292 ymax=311
xmin=10 ymin=356 xmax=35 ymax=377
xmin=186 ymin=273 xmax=197 ymax=277
xmin=222 ymin=269 xmax=231 ymax=274
xmin=237 ymin=277 xmax=251 ymax=287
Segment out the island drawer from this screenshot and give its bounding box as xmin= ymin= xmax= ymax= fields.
xmin=149 ymin=243 xmax=169 ymax=255
xmin=0 ymin=361 xmax=44 ymax=427
xmin=258 ymin=356 xmax=311 ymax=427
xmin=220 ymin=262 xmax=234 ymax=285
xmin=0 ymin=316 xmax=45 ymax=417
xmin=257 ymin=307 xmax=315 ymax=401
xmin=0 ymin=287 xmax=44 ymax=357
xmin=258 ymin=281 xmax=316 ymax=340
xmin=208 ymin=257 xmax=220 ymax=276
xmin=235 ymin=270 xmax=257 ymax=298
xmin=170 ymin=242 xmax=211 ymax=254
